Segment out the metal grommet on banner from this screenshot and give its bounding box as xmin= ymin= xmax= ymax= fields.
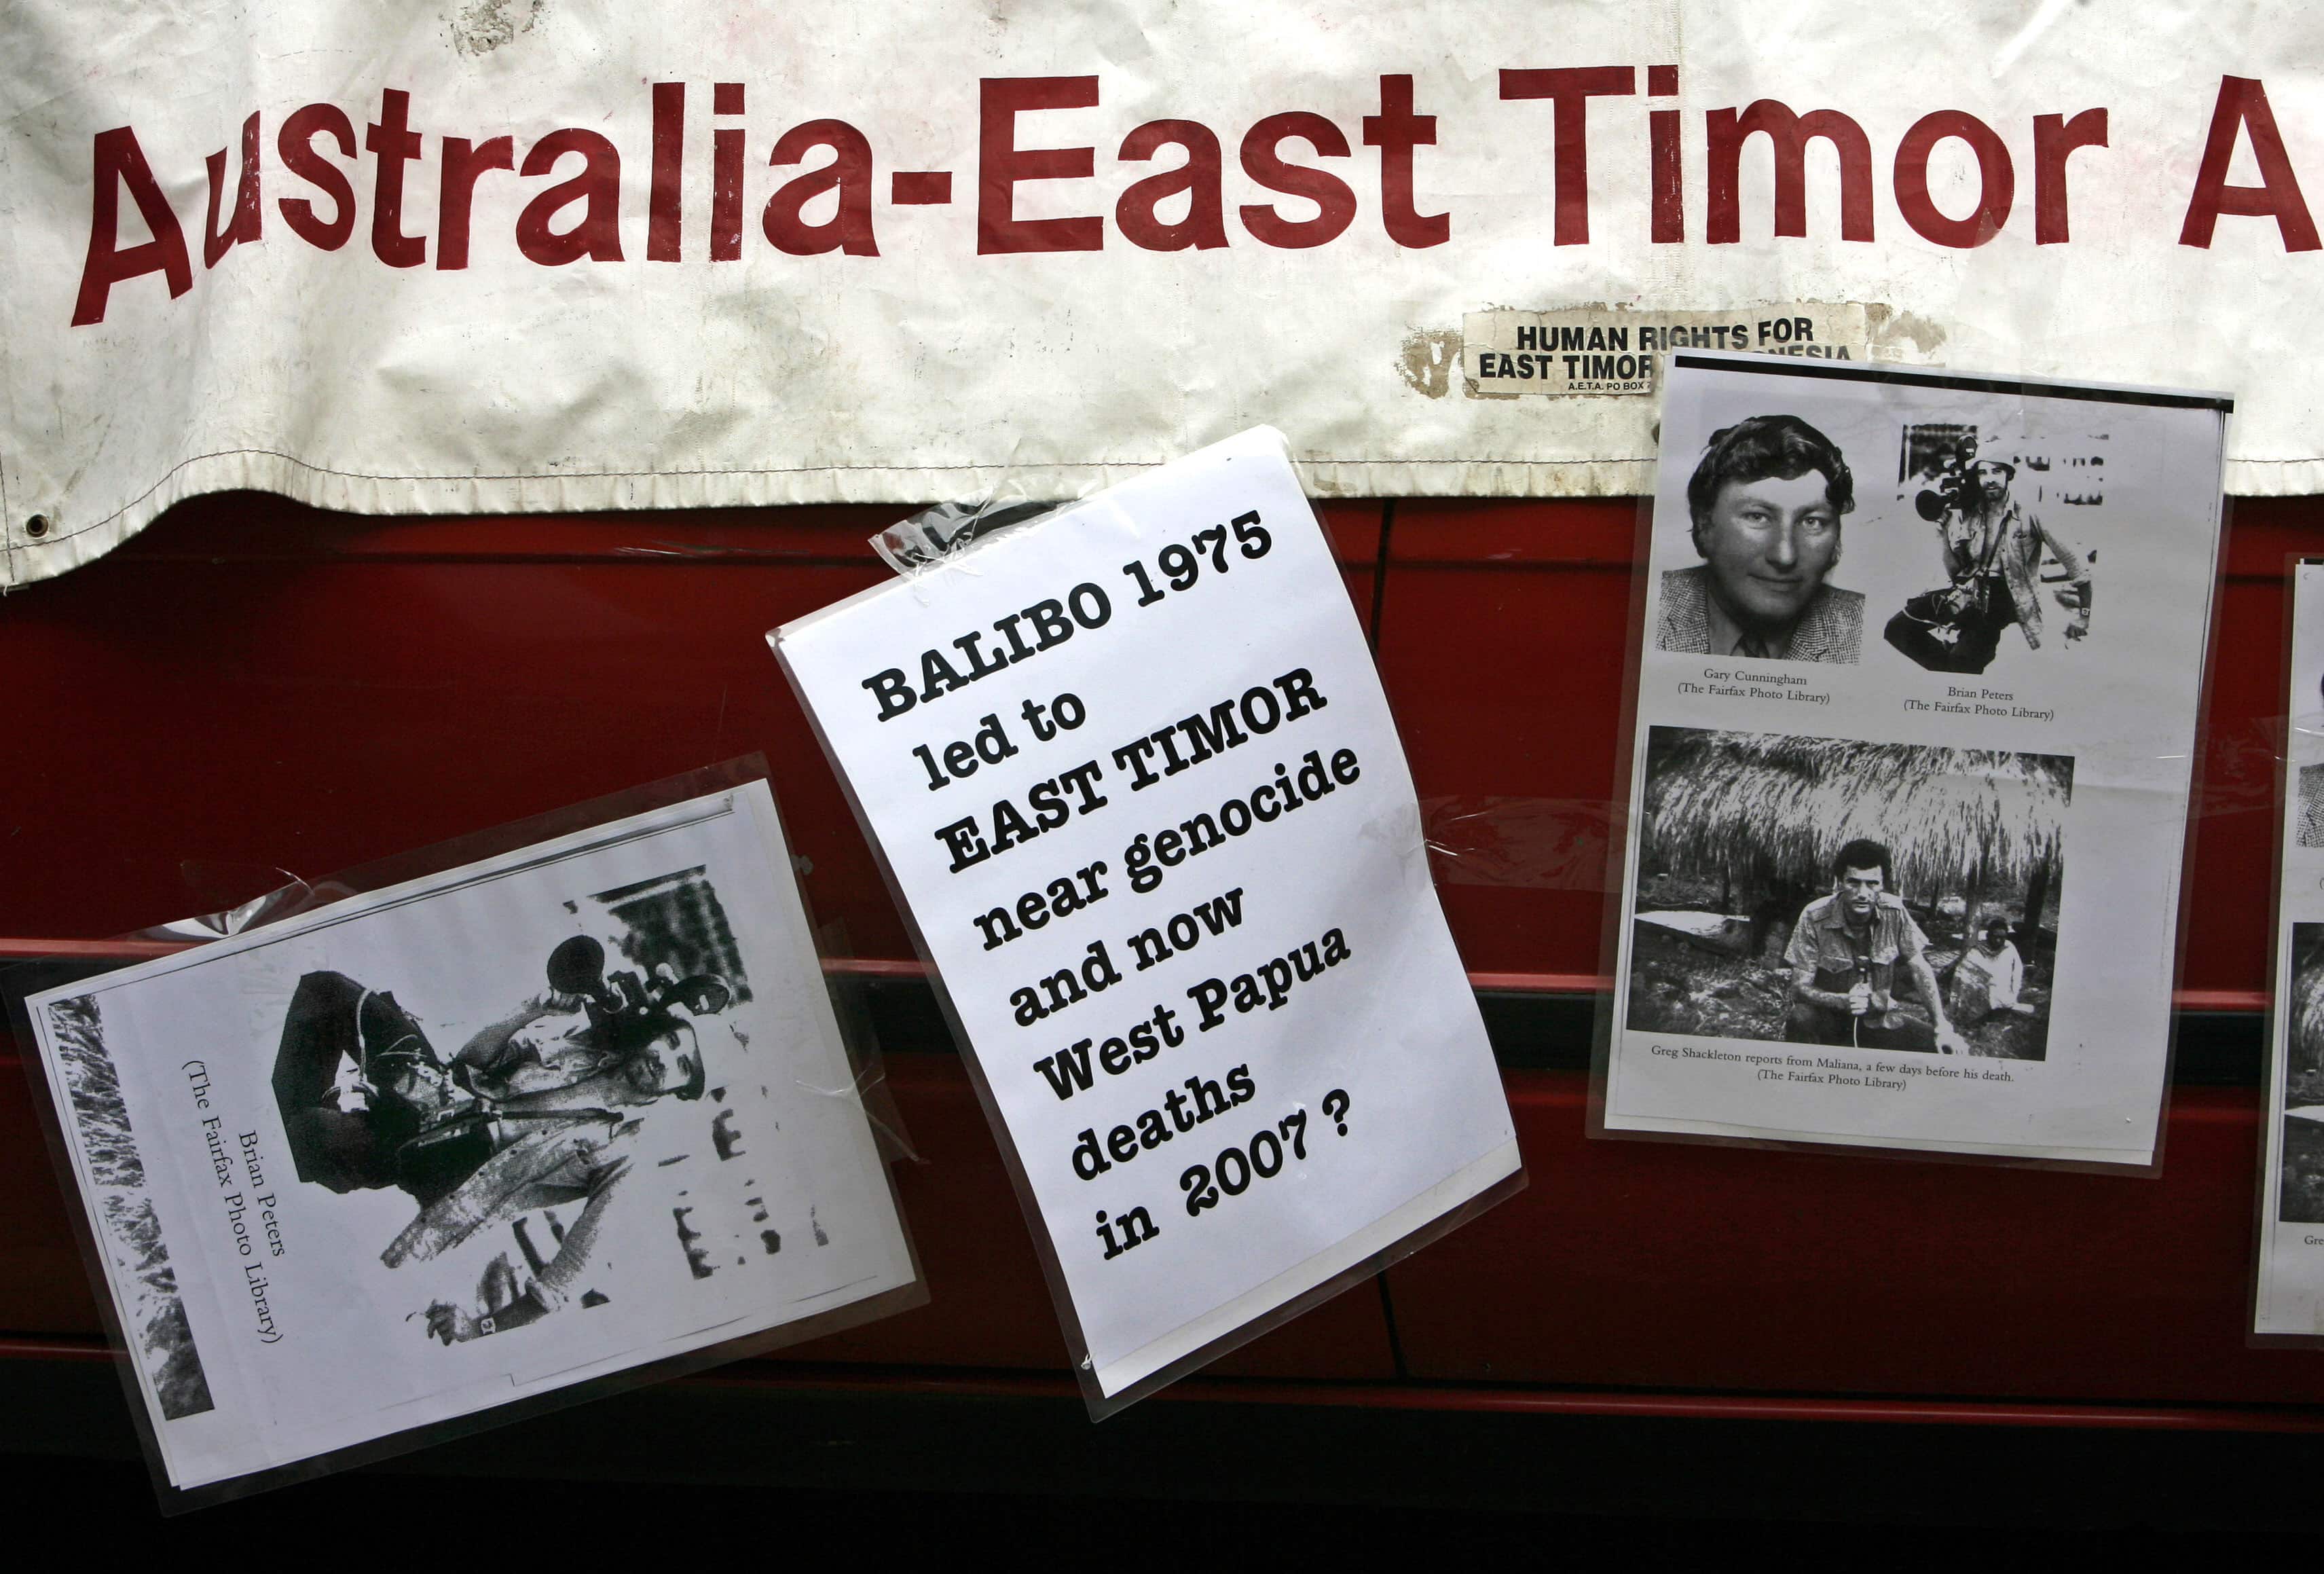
xmin=23 ymin=515 xmax=49 ymax=539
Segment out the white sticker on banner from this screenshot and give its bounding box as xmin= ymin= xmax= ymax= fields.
xmin=2256 ymin=562 xmax=2324 ymax=1336
xmin=1601 ymin=352 xmax=2230 ymax=1167
xmin=1462 ymin=305 xmax=1881 ymax=397
xmin=21 ymin=782 xmax=919 ymax=1490
xmin=775 ymin=427 xmax=1519 ymax=1399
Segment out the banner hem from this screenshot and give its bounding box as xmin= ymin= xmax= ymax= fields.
xmin=6 ymin=448 xmax=2313 ymax=589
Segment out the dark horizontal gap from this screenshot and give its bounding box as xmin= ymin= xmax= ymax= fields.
xmin=108 ymin=549 xmax=1388 ymax=573
xmin=3 ymin=961 xmax=2262 ymax=1088
xmin=10 ymin=1357 xmax=2324 ymax=1533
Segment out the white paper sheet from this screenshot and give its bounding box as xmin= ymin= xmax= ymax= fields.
xmin=1602 ymin=353 xmax=2229 ymax=1167
xmin=22 ymin=782 xmax=919 ymax=1490
xmin=774 ymin=427 xmax=1519 ymax=1399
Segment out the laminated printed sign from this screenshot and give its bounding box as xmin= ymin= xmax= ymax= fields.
xmin=774 ymin=428 xmax=1520 ymax=1405
xmin=2256 ymin=564 xmax=2324 ymax=1338
xmin=17 ymin=780 xmax=921 ymax=1495
xmin=1600 ymin=352 xmax=2230 ymax=1168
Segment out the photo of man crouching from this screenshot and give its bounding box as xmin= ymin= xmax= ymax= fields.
xmin=1783 ymin=838 xmax=1967 ymax=1055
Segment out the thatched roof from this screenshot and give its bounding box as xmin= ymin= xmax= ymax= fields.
xmin=2291 ymin=933 xmax=2324 ymax=1076
xmin=1645 ymin=731 xmax=2070 ymax=898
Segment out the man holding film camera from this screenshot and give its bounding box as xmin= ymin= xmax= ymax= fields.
xmin=270 ymin=935 xmax=726 ymax=1342
xmin=1889 ymin=454 xmax=2092 ymax=672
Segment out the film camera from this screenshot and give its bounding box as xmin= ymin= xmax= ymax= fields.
xmin=386 ymin=938 xmax=728 ymax=1202
xmin=545 ymin=933 xmax=731 ymax=1037
xmin=1915 ymin=462 xmax=1980 ymax=522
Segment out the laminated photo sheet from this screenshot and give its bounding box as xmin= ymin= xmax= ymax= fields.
xmin=1600 ymin=352 xmax=2230 ymax=1167
xmin=774 ymin=427 xmax=1521 ymax=1407
xmin=19 ymin=779 xmax=921 ymax=1493
xmin=2255 ymin=562 xmax=2324 ymax=1339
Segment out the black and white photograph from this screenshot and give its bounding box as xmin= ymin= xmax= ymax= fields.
xmin=21 ymin=782 xmax=920 ymax=1492
xmin=2276 ymin=923 xmax=2324 ymax=1225
xmin=1653 ymin=414 xmax=1863 ymax=664
xmin=1881 ymin=420 xmax=2099 ymax=676
xmin=43 ymin=993 xmax=215 ymax=1421
xmin=2256 ymin=564 xmax=2324 ymax=1336
xmin=1628 ymin=727 xmax=2067 ymax=1061
xmin=267 ymin=865 xmax=751 ymax=1345
xmin=2297 ymin=665 xmax=2324 ymax=850
xmin=1646 ymin=384 xmax=2118 ymax=686
xmin=1607 ymin=352 xmax=2228 ymax=1167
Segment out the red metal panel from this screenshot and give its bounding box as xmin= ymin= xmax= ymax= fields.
xmin=1380 ymin=499 xmax=1639 ymax=982
xmin=0 ymin=492 xmax=1390 ymax=1378
xmin=2191 ymin=498 xmax=2310 ymax=999
xmin=4 ymin=483 xmax=2314 ymax=1416
xmin=0 ymin=494 xmax=1382 ymax=953
xmin=16 ymin=1051 xmax=2311 ymax=1409
xmin=1386 ymin=1071 xmax=2324 ymax=1405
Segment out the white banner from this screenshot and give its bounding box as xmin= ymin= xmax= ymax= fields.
xmin=1602 ymin=354 xmax=2228 ymax=1168
xmin=6 ymin=1 xmax=2323 ymax=586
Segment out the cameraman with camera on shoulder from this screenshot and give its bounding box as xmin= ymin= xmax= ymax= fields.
xmin=1917 ymin=457 xmax=2092 ymax=671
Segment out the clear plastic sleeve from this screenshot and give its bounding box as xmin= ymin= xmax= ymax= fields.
xmin=1583 ymin=352 xmax=2232 ymax=1173
xmin=773 ymin=428 xmax=1524 ymax=1419
xmin=3 ymin=757 xmax=925 ymax=1510
xmin=2252 ymin=559 xmax=2324 ymax=1342
xmin=865 ymin=433 xmax=1107 ymax=576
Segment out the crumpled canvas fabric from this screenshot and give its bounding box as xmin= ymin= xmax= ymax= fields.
xmin=2 ymin=0 xmax=2314 ymax=586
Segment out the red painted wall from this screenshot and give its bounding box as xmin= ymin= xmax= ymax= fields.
xmin=1 ymin=490 xmax=2310 ymax=1414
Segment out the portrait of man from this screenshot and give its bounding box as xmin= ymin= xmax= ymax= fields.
xmin=1782 ymin=838 xmax=1968 ymax=1054
xmin=1657 ymin=413 xmax=1863 ymax=663
xmin=270 ymin=934 xmax=724 ymax=1344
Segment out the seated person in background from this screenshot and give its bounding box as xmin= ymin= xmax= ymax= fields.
xmin=1782 ymin=839 xmax=1968 ymax=1054
xmin=1950 ymin=917 xmax=2036 ymax=1026
xmin=1657 ymin=413 xmax=1863 ymax=663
